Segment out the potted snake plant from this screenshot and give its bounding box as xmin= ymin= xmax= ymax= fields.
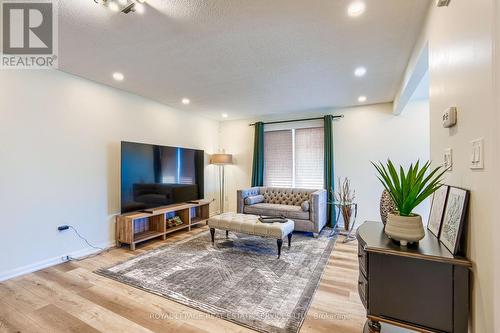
xmin=372 ymin=160 xmax=447 ymax=246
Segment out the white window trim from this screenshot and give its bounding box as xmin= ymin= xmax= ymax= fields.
xmin=263 ymin=119 xmax=324 ymax=132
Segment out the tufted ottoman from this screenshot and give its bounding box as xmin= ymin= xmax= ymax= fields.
xmin=207 ymin=213 xmax=294 ymax=258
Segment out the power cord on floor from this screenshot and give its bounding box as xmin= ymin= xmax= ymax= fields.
xmin=68 ymin=225 xmax=104 ymax=251
xmin=65 ymin=225 xmax=113 ymax=262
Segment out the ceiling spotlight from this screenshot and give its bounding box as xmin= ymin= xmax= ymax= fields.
xmin=348 ymin=1 xmax=366 ymax=17
xmin=358 ymin=95 xmax=367 ymax=103
xmin=182 ymin=98 xmax=190 ymax=105
xmin=108 ymin=1 xmax=120 ymax=12
xmin=354 ymin=66 xmax=367 ymax=77
xmin=134 ymin=2 xmax=145 ymax=13
xmin=100 ymin=0 xmax=146 ymax=14
xmin=221 ymin=113 xmax=228 ymax=118
xmin=112 ymin=72 xmax=124 ymax=81
xmin=437 ymin=0 xmax=451 ymax=7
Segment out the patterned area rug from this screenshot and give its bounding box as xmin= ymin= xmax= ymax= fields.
xmin=96 ymin=229 xmax=336 ymax=333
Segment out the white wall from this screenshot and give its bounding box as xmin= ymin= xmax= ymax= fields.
xmin=495 ymin=1 xmax=500 ymax=330
xmin=334 ymin=102 xmax=430 ymax=224
xmin=416 ymin=1 xmax=498 ymax=331
xmin=220 ymin=102 xmax=430 ymax=226
xmin=0 ymin=70 xmax=220 ymax=281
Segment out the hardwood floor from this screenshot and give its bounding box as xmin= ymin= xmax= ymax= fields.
xmin=0 ymin=226 xmax=366 ymax=333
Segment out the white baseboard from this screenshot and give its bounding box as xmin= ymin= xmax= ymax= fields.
xmin=0 ymin=241 xmax=116 ymax=282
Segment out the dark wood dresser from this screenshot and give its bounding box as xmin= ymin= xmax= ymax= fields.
xmin=356 ymin=221 xmax=471 ymax=333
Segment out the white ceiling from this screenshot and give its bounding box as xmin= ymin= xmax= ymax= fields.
xmin=59 ymin=0 xmax=430 ymax=120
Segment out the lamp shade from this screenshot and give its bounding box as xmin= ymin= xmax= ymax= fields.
xmin=210 ymin=153 xmax=233 ymax=165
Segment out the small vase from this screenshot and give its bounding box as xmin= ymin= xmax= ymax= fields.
xmin=384 ymin=213 xmax=425 ymax=246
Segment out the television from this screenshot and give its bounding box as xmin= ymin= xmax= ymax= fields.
xmin=120 ymin=141 xmax=204 ymax=213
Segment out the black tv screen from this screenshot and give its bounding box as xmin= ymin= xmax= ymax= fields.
xmin=121 ymin=141 xmax=204 ymax=213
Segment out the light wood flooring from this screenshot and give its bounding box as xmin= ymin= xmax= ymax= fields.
xmin=0 ymin=226 xmax=367 ymax=333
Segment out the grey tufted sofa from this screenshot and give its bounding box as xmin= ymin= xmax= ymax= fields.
xmin=237 ymin=187 xmax=327 ymax=237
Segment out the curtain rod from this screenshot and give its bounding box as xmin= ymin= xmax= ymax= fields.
xmin=248 ymin=115 xmax=344 ymax=126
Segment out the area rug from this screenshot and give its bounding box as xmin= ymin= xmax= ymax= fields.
xmin=96 ymin=230 xmax=336 ymax=333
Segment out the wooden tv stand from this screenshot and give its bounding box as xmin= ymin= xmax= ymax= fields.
xmin=116 ymin=200 xmax=211 ymax=250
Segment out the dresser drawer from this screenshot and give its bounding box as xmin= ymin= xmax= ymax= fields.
xmin=358 ymin=243 xmax=368 ymax=277
xmin=358 ymin=271 xmax=368 ymax=309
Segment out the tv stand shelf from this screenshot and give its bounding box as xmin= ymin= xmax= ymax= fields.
xmin=116 ymin=199 xmax=211 ymax=250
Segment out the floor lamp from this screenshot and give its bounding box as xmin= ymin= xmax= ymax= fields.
xmin=210 ymin=153 xmax=233 ymax=213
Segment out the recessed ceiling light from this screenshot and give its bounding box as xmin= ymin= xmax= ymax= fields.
xmin=134 ymin=2 xmax=145 ymax=13
xmin=221 ymin=113 xmax=228 ymax=118
xmin=354 ymin=66 xmax=367 ymax=77
xmin=358 ymin=95 xmax=367 ymax=103
xmin=108 ymin=1 xmax=120 ymax=12
xmin=348 ymin=1 xmax=366 ymax=17
xmin=182 ymin=98 xmax=190 ymax=105
xmin=112 ymin=72 xmax=124 ymax=81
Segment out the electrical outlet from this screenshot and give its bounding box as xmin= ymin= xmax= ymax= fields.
xmin=444 ymin=148 xmax=453 ymax=171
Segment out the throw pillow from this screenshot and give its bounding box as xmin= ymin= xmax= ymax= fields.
xmin=245 ymin=195 xmax=265 ymax=205
xmin=301 ymin=200 xmax=310 ymax=212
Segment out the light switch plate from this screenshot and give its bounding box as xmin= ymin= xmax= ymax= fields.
xmin=470 ymin=138 xmax=484 ymax=169
xmin=444 ymin=148 xmax=453 ymax=171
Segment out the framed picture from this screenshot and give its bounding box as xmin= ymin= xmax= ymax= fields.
xmin=427 ymin=185 xmax=449 ymax=237
xmin=439 ymin=187 xmax=470 ymax=255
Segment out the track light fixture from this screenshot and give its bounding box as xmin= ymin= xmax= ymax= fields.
xmin=94 ymin=0 xmax=146 ymax=14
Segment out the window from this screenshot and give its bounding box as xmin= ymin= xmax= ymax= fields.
xmin=295 ymin=127 xmax=324 ymax=188
xmin=264 ymin=130 xmax=293 ymax=187
xmin=264 ymin=127 xmax=324 ymax=189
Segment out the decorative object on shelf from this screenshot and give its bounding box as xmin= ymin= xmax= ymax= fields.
xmin=439 ymin=187 xmax=470 ymax=255
xmin=372 ymin=159 xmax=447 ymax=247
xmin=427 ymin=185 xmax=449 ymax=237
xmin=167 ymin=216 xmax=183 ymax=228
xmin=379 ymin=189 xmax=396 ymax=225
xmin=333 ymin=177 xmax=356 ymax=231
xmin=94 ymin=0 xmax=146 ymax=14
xmin=210 ymin=151 xmax=233 ymax=214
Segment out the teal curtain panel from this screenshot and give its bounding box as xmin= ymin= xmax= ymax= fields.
xmin=251 ymin=122 xmax=265 ymax=187
xmin=323 ymin=115 xmax=336 ymax=227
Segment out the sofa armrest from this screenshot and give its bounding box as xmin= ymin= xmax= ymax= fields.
xmin=237 ymin=187 xmax=261 ymax=213
xmin=310 ymin=189 xmax=327 ymax=233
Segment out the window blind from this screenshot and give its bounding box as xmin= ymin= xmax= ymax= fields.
xmin=264 ymin=127 xmax=324 ymax=189
xmin=295 ymin=127 xmax=324 ymax=189
xmin=264 ymin=130 xmax=293 ymax=187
